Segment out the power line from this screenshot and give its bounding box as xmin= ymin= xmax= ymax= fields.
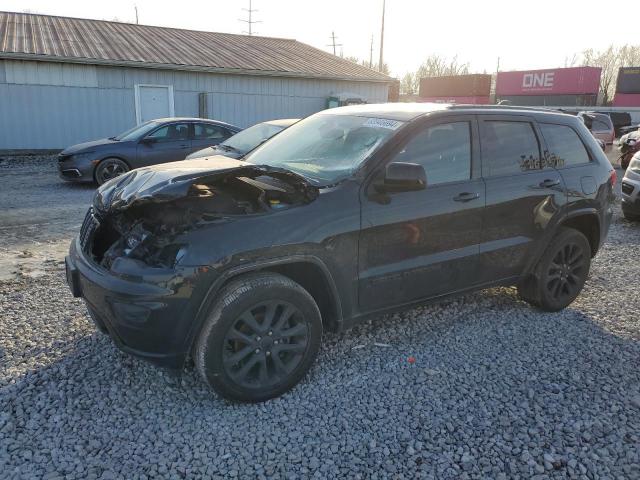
xmin=239 ymin=0 xmax=261 ymax=36
xmin=326 ymin=31 xmax=343 ymax=56
xmin=379 ymin=0 xmax=386 ymax=72
xmin=369 ymin=35 xmax=374 ymax=69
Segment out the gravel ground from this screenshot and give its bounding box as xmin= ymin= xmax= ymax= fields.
xmin=1 ymin=158 xmax=639 ymax=479
xmin=0 ymin=155 xmax=93 ymax=280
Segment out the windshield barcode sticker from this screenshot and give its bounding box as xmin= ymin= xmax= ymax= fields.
xmin=363 ymin=118 xmax=403 ymax=130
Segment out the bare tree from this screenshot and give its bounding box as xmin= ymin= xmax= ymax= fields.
xmin=415 ymin=54 xmax=470 ymax=78
xmin=343 ymin=56 xmax=389 ymax=75
xmin=411 ymin=54 xmax=470 ymax=92
xmin=400 ymin=72 xmax=416 ymax=95
xmin=580 ymin=44 xmax=640 ymax=104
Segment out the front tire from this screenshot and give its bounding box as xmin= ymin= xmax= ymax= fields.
xmin=94 ymin=158 xmax=129 ymax=185
xmin=518 ymin=227 xmax=591 ymax=312
xmin=194 ymin=272 xmax=322 ymax=402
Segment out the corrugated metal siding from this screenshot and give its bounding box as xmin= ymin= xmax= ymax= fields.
xmin=0 ymin=12 xmax=391 ymax=82
xmin=5 ymin=60 xmax=97 ymax=86
xmin=0 ymin=60 xmax=389 ymax=149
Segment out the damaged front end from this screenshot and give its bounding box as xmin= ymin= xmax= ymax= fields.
xmin=82 ymin=157 xmax=319 ymax=272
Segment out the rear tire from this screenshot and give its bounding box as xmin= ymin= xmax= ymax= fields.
xmin=518 ymin=227 xmax=591 ymax=312
xmin=194 ymin=272 xmax=322 ymax=402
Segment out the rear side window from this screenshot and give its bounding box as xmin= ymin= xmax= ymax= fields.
xmin=194 ymin=123 xmax=229 ymax=140
xmin=591 ymin=117 xmax=611 ymax=132
xmin=392 ymin=121 xmax=471 ymax=185
xmin=481 ymin=121 xmax=542 ymax=176
xmin=540 ymin=123 xmax=591 ymax=167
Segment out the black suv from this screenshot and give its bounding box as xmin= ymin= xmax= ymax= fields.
xmin=66 ymin=104 xmax=616 ymax=402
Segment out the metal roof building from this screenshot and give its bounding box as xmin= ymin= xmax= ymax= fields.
xmin=0 ymin=12 xmax=392 ymax=150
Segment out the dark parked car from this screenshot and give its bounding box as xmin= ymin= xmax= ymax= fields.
xmin=57 ymin=118 xmax=241 ymax=185
xmin=186 ymin=119 xmax=298 ymax=160
xmin=66 ymin=104 xmax=616 ymax=402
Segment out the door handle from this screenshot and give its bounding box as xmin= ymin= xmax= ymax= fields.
xmin=453 ymin=192 xmax=480 ymax=202
xmin=539 ymin=178 xmax=560 ymax=188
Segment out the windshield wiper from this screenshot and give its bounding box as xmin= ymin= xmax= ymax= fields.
xmin=218 ymin=144 xmax=241 ymax=153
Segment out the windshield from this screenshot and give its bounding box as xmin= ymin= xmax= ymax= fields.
xmin=221 ymin=122 xmax=285 ymax=153
xmin=244 ymin=113 xmax=403 ymax=185
xmin=114 ymin=121 xmax=160 ymax=141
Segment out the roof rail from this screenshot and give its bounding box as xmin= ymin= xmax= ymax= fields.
xmin=447 ymin=104 xmax=565 ymax=113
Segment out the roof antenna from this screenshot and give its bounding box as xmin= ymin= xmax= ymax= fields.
xmin=134 ymin=5 xmax=139 ymax=24
xmin=239 ymin=0 xmax=261 ymax=35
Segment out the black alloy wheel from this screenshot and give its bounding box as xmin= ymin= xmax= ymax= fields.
xmin=518 ymin=227 xmax=591 ymax=312
xmin=194 ymin=272 xmax=322 ymax=402
xmin=545 ymin=242 xmax=587 ymax=304
xmin=222 ymin=300 xmax=310 ymax=389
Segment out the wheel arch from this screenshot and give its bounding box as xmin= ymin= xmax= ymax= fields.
xmin=560 ymin=209 xmax=601 ymax=257
xmin=186 ymin=256 xmax=343 ymax=357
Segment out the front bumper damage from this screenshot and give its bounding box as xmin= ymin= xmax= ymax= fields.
xmin=66 ymin=157 xmax=318 ymax=368
xmin=66 ymin=235 xmax=214 ymax=368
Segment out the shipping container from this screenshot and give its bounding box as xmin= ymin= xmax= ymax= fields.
xmin=419 ymin=95 xmax=490 ymax=105
xmin=612 ymin=93 xmax=640 ymax=107
xmin=419 ymin=74 xmax=491 ymax=98
xmin=616 ymin=67 xmax=640 ymax=94
xmin=496 ymin=67 xmax=601 ymax=96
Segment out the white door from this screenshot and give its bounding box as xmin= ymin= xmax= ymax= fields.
xmin=135 ymin=85 xmax=174 ymax=124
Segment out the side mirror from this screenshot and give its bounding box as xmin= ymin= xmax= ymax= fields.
xmin=382 ymin=162 xmax=426 ymax=192
xmin=140 ymin=136 xmax=157 ymax=145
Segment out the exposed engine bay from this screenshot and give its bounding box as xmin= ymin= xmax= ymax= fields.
xmin=86 ymin=168 xmax=318 ymax=270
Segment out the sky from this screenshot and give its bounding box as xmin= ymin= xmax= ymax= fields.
xmin=5 ymin=0 xmax=638 ymax=77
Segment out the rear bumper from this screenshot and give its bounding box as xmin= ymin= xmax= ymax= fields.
xmin=66 ymin=237 xmax=211 ymax=369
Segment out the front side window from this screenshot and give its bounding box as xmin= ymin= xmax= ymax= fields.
xmin=540 ymin=123 xmax=591 ymax=167
xmin=147 ymin=123 xmax=190 ymax=141
xmin=245 ymin=113 xmax=403 ymax=185
xmin=194 ymin=123 xmax=228 ymax=140
xmin=392 ymin=122 xmax=471 ymax=185
xmin=114 ymin=121 xmax=159 ymax=141
xmin=481 ymin=121 xmax=542 ymax=176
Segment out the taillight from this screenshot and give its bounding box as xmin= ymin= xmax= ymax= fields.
xmin=609 ymin=170 xmax=617 ymax=187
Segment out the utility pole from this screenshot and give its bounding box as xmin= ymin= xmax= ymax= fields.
xmin=134 ymin=5 xmax=139 ymax=24
xmin=239 ymin=0 xmax=261 ymax=35
xmin=369 ymin=35 xmax=374 ymax=69
xmin=378 ymin=0 xmax=386 ymax=72
xmin=326 ymin=31 xmax=342 ymax=56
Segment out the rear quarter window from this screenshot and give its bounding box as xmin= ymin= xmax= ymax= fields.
xmin=539 ymin=123 xmax=591 ymax=167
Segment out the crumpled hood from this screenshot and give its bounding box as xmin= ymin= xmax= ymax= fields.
xmin=61 ymin=138 xmax=120 ymax=155
xmin=94 ymin=156 xmax=316 ymax=213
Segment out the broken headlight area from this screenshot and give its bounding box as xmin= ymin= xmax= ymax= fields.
xmin=93 ymin=216 xmax=187 ymax=271
xmin=88 ymin=173 xmax=316 ymax=271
